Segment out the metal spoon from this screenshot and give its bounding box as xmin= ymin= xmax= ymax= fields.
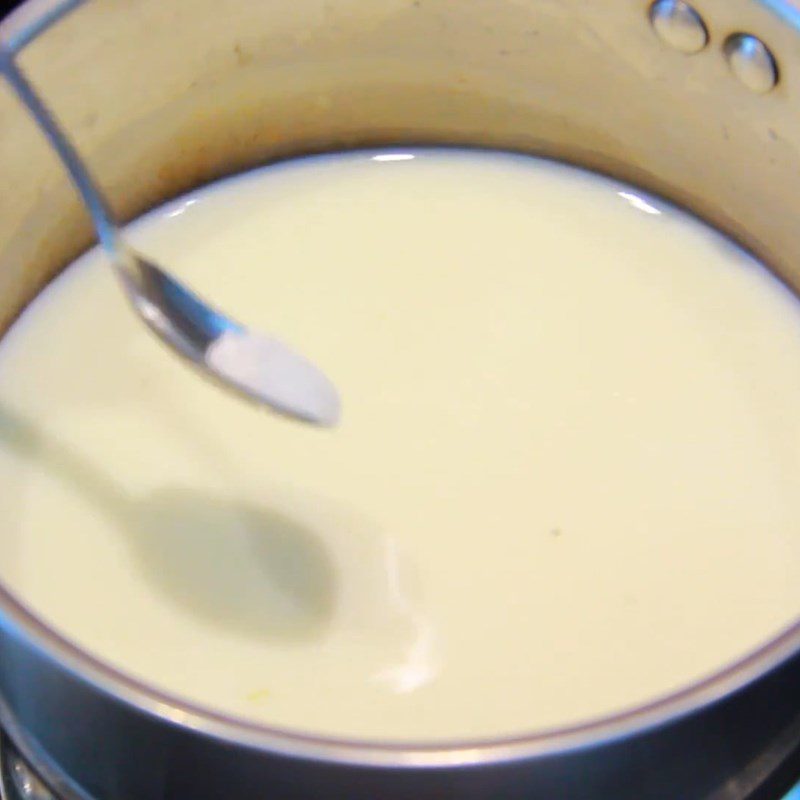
xmin=0 ymin=49 xmax=341 ymax=427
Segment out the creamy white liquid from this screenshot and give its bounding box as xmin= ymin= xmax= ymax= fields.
xmin=0 ymin=149 xmax=799 ymax=741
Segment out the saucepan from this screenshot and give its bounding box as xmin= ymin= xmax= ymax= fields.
xmin=0 ymin=0 xmax=799 ymax=798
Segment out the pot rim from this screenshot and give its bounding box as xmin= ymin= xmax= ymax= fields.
xmin=1 ymin=579 xmax=799 ymax=768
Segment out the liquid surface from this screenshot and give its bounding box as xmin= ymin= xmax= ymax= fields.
xmin=0 ymin=149 xmax=799 ymax=741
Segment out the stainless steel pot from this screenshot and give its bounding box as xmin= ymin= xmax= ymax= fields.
xmin=0 ymin=0 xmax=800 ymax=798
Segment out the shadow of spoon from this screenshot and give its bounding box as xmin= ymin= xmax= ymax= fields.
xmin=0 ymin=404 xmax=337 ymax=642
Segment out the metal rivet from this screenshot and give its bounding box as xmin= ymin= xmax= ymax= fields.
xmin=649 ymin=0 xmax=708 ymax=54
xmin=724 ymin=33 xmax=778 ymax=93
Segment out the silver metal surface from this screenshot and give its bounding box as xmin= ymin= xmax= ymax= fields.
xmin=724 ymin=33 xmax=779 ymax=93
xmin=0 ymin=737 xmax=56 ymax=800
xmin=649 ymin=0 xmax=708 ymax=54
xmin=8 ymin=754 xmax=53 ymax=800
xmin=0 ymin=0 xmax=799 ymax=798
xmin=0 ymin=46 xmax=340 ymax=427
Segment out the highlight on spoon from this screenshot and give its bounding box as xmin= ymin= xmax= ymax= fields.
xmin=206 ymin=329 xmax=341 ymax=426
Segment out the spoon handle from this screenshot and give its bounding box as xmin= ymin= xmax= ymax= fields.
xmin=0 ymin=48 xmax=124 ymax=258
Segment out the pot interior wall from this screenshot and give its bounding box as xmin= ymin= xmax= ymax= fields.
xmin=1 ymin=0 xmax=799 ymax=335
